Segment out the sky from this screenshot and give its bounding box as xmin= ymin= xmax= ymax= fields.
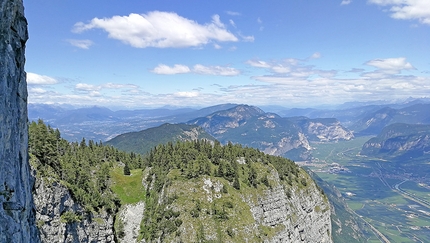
xmin=23 ymin=0 xmax=430 ymax=109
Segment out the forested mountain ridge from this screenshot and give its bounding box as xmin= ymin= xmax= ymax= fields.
xmin=28 ymin=120 xmax=333 ymax=242
xmin=105 ymin=123 xmax=215 ymax=155
xmin=29 ymin=120 xmax=143 ymax=242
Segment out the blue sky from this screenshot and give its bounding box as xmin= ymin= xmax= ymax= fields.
xmin=24 ymin=0 xmax=430 ymax=109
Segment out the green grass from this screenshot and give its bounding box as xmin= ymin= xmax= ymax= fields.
xmin=110 ymin=167 xmax=146 ymax=204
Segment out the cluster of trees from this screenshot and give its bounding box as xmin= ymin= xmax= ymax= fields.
xmin=29 ymin=119 xmax=143 ymax=212
xmin=140 ymin=139 xmax=302 ymax=241
xmin=29 ymin=119 xmax=306 ymax=241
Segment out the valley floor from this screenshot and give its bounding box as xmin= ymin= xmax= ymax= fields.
xmin=303 ymin=137 xmax=430 ymax=243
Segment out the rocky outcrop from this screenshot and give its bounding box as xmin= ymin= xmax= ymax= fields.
xmin=188 ymin=105 xmax=313 ymax=161
xmin=0 ymin=0 xmax=40 ymax=242
xmin=361 ymin=123 xmax=430 ymax=158
xmin=287 ymin=117 xmax=354 ymax=142
xmin=117 ymin=202 xmax=145 ymax=243
xmin=33 ymin=178 xmax=115 ymax=243
xmin=247 ymin=169 xmax=332 ymax=242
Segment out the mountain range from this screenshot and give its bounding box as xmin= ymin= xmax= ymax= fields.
xmin=360 ymin=123 xmax=430 ymax=159
xmin=29 ymin=101 xmax=430 ymax=161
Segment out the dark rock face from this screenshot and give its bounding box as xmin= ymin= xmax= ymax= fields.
xmin=0 ymin=0 xmax=40 ymax=242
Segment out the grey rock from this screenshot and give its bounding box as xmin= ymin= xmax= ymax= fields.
xmin=248 ymin=169 xmax=332 ymax=243
xmin=0 ymin=0 xmax=40 ymax=242
xmin=33 ymin=178 xmax=116 ymax=243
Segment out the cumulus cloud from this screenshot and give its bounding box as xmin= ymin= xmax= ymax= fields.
xmin=365 ymin=57 xmax=415 ymax=70
xmin=73 ymin=11 xmax=238 ymax=48
xmin=151 ymin=64 xmax=241 ymax=76
xmin=151 ymin=64 xmax=191 ymax=75
xmin=66 ymin=39 xmax=94 ymax=49
xmin=174 ymin=91 xmax=200 ymax=98
xmin=362 ymin=57 xmax=415 ymax=78
xmin=27 ymin=73 xmax=58 ymax=85
xmin=369 ymin=0 xmax=430 ymax=24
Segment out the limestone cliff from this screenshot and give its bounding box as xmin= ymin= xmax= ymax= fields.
xmin=33 ymin=177 xmax=116 ymax=243
xmin=0 ymin=0 xmax=40 ymax=242
xmin=126 ymin=156 xmax=332 ymax=243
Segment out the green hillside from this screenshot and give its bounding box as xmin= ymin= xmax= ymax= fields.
xmin=105 ymin=123 xmax=215 ymax=155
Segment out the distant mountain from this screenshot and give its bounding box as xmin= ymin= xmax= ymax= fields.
xmin=188 ymin=105 xmax=311 ymax=161
xmin=188 ymin=105 xmax=354 ymax=161
xmin=287 ymin=117 xmax=354 ymax=142
xmin=105 ymin=123 xmax=215 ymax=155
xmin=161 ymin=103 xmax=239 ymax=123
xmin=360 ymin=123 xmax=430 ymax=159
xmin=277 ymin=105 xmax=388 ymax=128
xmin=28 ymin=104 xmax=239 ymax=142
xmin=350 ymin=103 xmax=430 ymax=136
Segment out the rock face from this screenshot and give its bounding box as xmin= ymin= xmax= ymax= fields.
xmin=188 ymin=105 xmax=313 ymax=161
xmin=361 ymin=123 xmax=430 ymax=159
xmin=0 ymin=0 xmax=40 ymax=242
xmin=247 ymin=169 xmax=332 ymax=243
xmin=33 ymin=178 xmax=116 ymax=243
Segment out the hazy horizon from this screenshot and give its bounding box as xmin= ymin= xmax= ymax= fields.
xmin=24 ymin=0 xmax=430 ymax=108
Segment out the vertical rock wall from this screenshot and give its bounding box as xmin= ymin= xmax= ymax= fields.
xmin=0 ymin=0 xmax=40 ymax=242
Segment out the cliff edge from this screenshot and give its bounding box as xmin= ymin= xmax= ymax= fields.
xmin=0 ymin=0 xmax=40 ymax=242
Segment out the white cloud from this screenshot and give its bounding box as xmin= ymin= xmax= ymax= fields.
xmin=365 ymin=57 xmax=415 ymax=71
xmin=214 ymin=44 xmax=222 ymax=49
xmin=240 ymin=34 xmax=255 ymax=42
xmin=193 ymin=64 xmax=241 ymax=76
xmin=174 ymin=91 xmax=200 ymax=98
xmin=246 ymin=60 xmax=271 ymax=68
xmin=246 ymin=56 xmax=334 ymax=77
xmin=73 ymin=11 xmax=238 ymax=48
xmin=75 ymin=83 xmax=100 ymax=91
xmin=151 ymin=64 xmax=191 ymax=75
xmin=369 ymin=0 xmax=430 ymax=24
xmin=27 ymin=73 xmax=58 ymax=85
xmin=151 ymin=64 xmax=241 ymax=76
xmin=229 ymin=19 xmax=236 ymax=28
xmin=66 ymin=39 xmax=94 ymax=49
xmin=310 ymin=52 xmax=321 ymax=59
xmin=341 ymin=0 xmax=352 ymax=5
xmin=271 ymin=65 xmax=291 ymax=74
xmin=28 ymin=87 xmax=47 ymax=94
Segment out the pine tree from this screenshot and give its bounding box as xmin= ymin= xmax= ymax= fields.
xmin=124 ymin=163 xmax=131 ymax=176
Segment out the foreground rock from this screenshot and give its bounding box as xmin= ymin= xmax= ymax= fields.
xmin=33 ymin=178 xmax=116 ymax=243
xmin=0 ymin=0 xmax=40 ymax=242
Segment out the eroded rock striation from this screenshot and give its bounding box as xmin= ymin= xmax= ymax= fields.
xmin=247 ymin=168 xmax=332 ymax=243
xmin=33 ymin=179 xmax=116 ymax=243
xmin=0 ymin=0 xmax=40 ymax=242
